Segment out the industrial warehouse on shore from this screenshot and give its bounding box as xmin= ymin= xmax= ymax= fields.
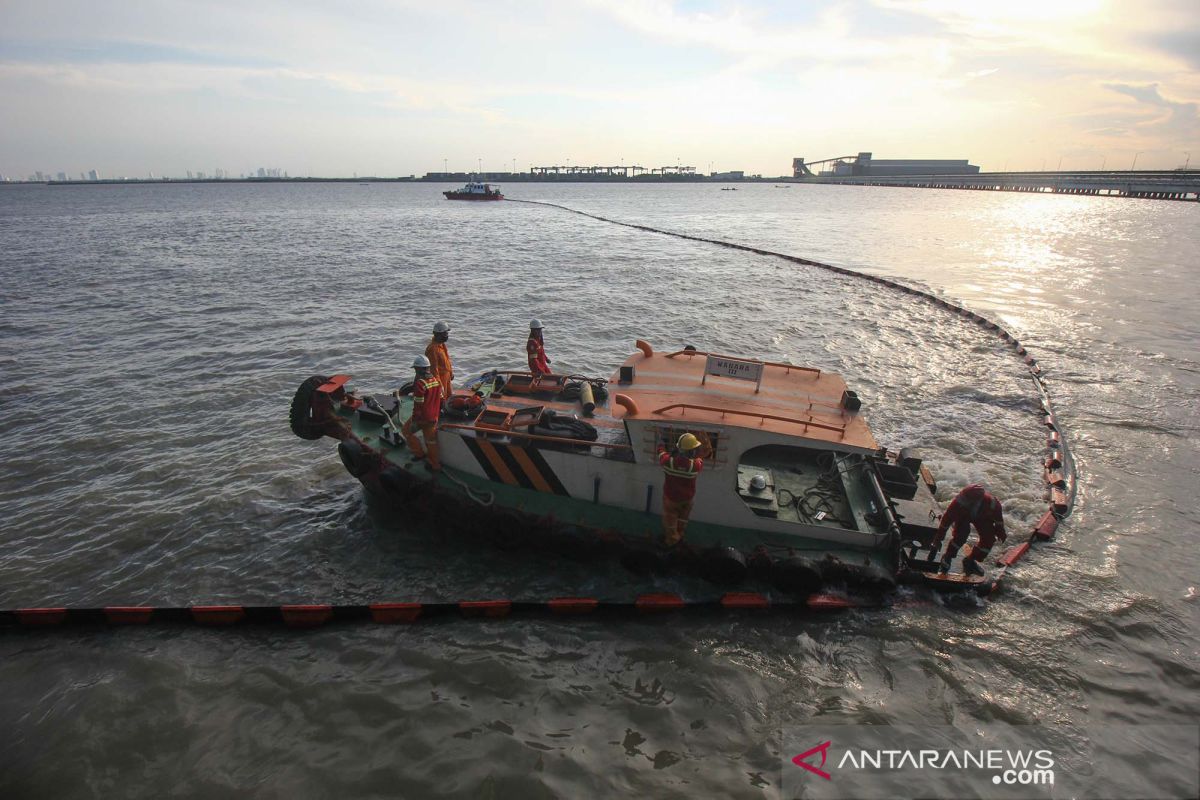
xmin=428 ymin=152 xmax=982 ymax=182
xmin=794 ymin=152 xmax=980 ymax=177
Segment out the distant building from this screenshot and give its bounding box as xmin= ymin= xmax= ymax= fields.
xmin=806 ymin=152 xmax=978 ymax=178
xmin=711 ymin=170 xmax=745 ymax=180
xmin=796 ymin=152 xmax=979 ymax=178
xmin=87 ymin=169 xmax=100 ymax=181
xmin=57 ymin=172 xmax=67 ymax=182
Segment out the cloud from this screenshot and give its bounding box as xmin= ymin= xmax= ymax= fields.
xmin=1144 ymin=31 xmax=1200 ymax=70
xmin=2 ymin=0 xmax=1198 ymax=175
xmin=1105 ymin=82 xmax=1181 ymax=108
xmin=1103 ymin=81 xmax=1199 ymax=139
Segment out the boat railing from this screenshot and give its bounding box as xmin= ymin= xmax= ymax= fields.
xmin=663 ymin=349 xmax=822 ymax=377
xmin=440 ymin=422 xmax=633 ymax=452
xmin=649 ymin=403 xmax=846 ymax=437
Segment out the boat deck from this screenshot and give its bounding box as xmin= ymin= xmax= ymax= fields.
xmin=611 ymin=347 xmax=878 ymax=452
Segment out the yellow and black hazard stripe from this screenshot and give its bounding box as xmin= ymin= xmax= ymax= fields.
xmin=462 ymin=439 xmax=570 ymax=496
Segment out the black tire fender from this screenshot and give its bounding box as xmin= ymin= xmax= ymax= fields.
xmin=620 ymin=548 xmax=665 ymax=575
xmin=771 ymin=556 xmax=823 ymax=596
xmin=700 ymin=546 xmax=748 ymax=585
xmin=289 ymin=375 xmax=330 ymax=440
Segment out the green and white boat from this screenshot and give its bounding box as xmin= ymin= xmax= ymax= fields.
xmin=288 ymin=341 xmax=963 ymax=596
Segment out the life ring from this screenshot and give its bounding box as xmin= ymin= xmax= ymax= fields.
xmin=699 ymin=546 xmax=748 ymax=585
xmin=443 ymin=392 xmax=486 ymax=420
xmin=771 ymin=556 xmax=823 ymax=596
xmin=289 ymin=375 xmax=330 ymax=440
xmin=337 ymin=439 xmax=376 ymax=478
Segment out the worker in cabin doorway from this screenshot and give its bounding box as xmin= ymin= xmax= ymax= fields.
xmin=931 ymin=483 xmax=1007 ymax=576
xmin=402 ymin=355 xmax=443 ymax=472
xmin=658 ymin=432 xmax=705 ymax=546
xmin=426 ymin=321 xmax=453 ymax=391
xmin=527 ymin=318 xmax=551 ymax=375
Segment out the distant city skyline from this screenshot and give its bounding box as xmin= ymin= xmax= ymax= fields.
xmin=1 ymin=1 xmax=1197 ymax=178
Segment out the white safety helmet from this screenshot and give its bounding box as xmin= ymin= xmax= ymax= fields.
xmin=529 ymin=318 xmax=544 ymax=330
xmin=412 ymin=355 xmax=431 ymax=369
xmin=432 ymin=321 xmax=450 ymax=334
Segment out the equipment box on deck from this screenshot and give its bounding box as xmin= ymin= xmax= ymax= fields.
xmin=876 ymin=463 xmax=918 ymax=500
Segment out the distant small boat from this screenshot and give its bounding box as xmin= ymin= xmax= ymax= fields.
xmin=774 ymin=185 xmax=791 ymax=189
xmin=444 ymin=180 xmax=504 ymax=201
xmin=721 ymin=187 xmax=738 ymax=191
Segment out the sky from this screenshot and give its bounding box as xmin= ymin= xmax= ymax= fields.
xmin=1 ymin=0 xmax=1197 ymax=178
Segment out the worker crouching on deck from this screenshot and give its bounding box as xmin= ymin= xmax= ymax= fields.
xmin=402 ymin=355 xmax=444 ymax=472
xmin=658 ymin=433 xmax=705 ymax=546
xmin=931 ymin=483 xmax=1007 ymax=576
xmin=426 ymin=320 xmax=454 ymax=390
xmin=527 ymin=318 xmax=551 ymax=375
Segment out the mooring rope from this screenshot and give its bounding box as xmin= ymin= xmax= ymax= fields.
xmin=442 ymin=468 xmax=495 ymax=507
xmin=506 ymin=198 xmax=1078 ymax=592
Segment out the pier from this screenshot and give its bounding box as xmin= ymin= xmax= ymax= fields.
xmin=799 ymin=170 xmax=1200 ymax=201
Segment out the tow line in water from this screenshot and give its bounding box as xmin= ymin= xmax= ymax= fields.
xmin=2 ymin=202 xmax=1077 ymax=630
xmin=505 ymin=198 xmax=1078 ymax=596
xmin=1 ymin=593 xmax=879 ymax=630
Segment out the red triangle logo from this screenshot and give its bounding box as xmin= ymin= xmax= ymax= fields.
xmin=792 ymin=740 xmax=832 ymax=780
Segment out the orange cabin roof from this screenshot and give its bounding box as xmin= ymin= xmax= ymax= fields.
xmin=607 ymin=344 xmax=879 ymax=452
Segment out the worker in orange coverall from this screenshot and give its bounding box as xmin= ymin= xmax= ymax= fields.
xmin=931 ymin=483 xmax=1007 ymax=576
xmin=658 ymin=432 xmax=705 ymax=546
xmin=425 ymin=320 xmax=453 ymax=391
xmin=402 ymin=355 xmax=444 ymax=472
xmin=526 ymin=318 xmax=551 ymax=375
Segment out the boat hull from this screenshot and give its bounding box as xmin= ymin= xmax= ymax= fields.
xmin=356 ymin=447 xmax=898 ymax=593
xmin=444 ymin=191 xmax=504 ymax=201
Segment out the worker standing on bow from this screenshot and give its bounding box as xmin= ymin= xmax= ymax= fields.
xmin=931 ymin=483 xmax=1007 ymax=576
xmin=658 ymin=432 xmax=705 ymax=546
xmin=402 ymin=355 xmax=443 ymax=472
xmin=527 ymin=318 xmax=551 ymax=376
xmin=425 ymin=321 xmax=453 ymax=391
